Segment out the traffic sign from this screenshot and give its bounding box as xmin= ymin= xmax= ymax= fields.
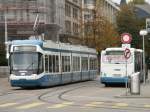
xmin=122 ymin=44 xmax=131 ymax=49
xmin=121 ymin=33 xmax=132 ymax=44
xmin=146 ymin=18 xmax=150 ymax=33
xmin=124 ymin=48 xmax=131 ymax=59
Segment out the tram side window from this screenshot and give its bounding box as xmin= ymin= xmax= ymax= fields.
xmin=38 ymin=54 xmax=44 ymax=74
xmin=90 ymin=58 xmax=97 ymax=70
xmin=73 ymin=56 xmax=80 ymax=71
xmin=45 ymin=55 xmax=49 ymax=73
xmin=49 ymin=55 xmax=59 ymax=73
xmin=62 ymin=56 xmax=71 ymax=72
xmin=82 ymin=57 xmax=88 ymax=71
xmin=94 ymin=58 xmax=97 ymax=70
xmin=90 ymin=58 xmax=94 ymax=70
xmin=49 ymin=55 xmax=52 ymax=72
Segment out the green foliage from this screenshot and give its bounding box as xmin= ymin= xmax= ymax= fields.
xmin=83 ymin=0 xmax=120 ymax=51
xmin=116 ymin=5 xmax=144 ymax=48
xmin=0 ymin=47 xmax=8 ymax=66
xmin=130 ymin=0 xmax=145 ymax=4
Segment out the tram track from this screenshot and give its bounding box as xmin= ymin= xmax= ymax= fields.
xmin=1 ymin=81 xmax=150 ymax=111
xmin=56 ymin=84 xmax=150 ymax=111
xmin=38 ymin=82 xmax=88 ymax=104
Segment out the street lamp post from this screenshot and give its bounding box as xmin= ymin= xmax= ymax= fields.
xmin=139 ymin=29 xmax=148 ymax=84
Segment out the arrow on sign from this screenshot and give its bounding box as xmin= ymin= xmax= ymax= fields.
xmin=124 ymin=48 xmax=131 ymax=59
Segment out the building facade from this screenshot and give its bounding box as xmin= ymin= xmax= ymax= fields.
xmin=0 ymin=0 xmax=82 ymax=43
xmin=100 ymin=0 xmax=120 ymax=24
xmin=83 ymin=0 xmax=119 ymax=24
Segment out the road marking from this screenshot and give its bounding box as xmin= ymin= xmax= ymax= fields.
xmin=112 ymin=103 xmax=128 ymax=109
xmin=16 ymin=102 xmax=45 ymax=110
xmin=115 ymin=103 xmax=128 ymax=107
xmin=85 ymin=104 xmax=97 ymax=107
xmin=48 ymin=102 xmax=73 ymax=109
xmin=84 ymin=102 xmax=104 ymax=108
xmin=144 ymin=105 xmax=150 ymax=108
xmin=91 ymin=102 xmax=104 ymax=105
xmin=0 ymin=103 xmax=18 ymax=107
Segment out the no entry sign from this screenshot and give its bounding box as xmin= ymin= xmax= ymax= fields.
xmin=121 ymin=33 xmax=132 ymax=44
xmin=124 ymin=48 xmax=131 ymax=59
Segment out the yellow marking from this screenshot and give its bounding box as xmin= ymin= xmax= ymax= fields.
xmin=0 ymin=103 xmax=18 ymax=107
xmin=144 ymin=105 xmax=150 ymax=108
xmin=48 ymin=102 xmax=73 ymax=109
xmin=115 ymin=103 xmax=128 ymax=107
xmin=112 ymin=106 xmax=120 ymax=109
xmin=85 ymin=104 xmax=97 ymax=107
xmin=112 ymin=103 xmax=128 ymax=109
xmin=90 ymin=102 xmax=104 ymax=105
xmin=16 ymin=102 xmax=45 ymax=110
xmin=84 ymin=102 xmax=104 ymax=108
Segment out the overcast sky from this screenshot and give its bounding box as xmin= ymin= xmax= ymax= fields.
xmin=112 ymin=0 xmax=150 ymax=4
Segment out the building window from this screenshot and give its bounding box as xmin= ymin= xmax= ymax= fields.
xmin=84 ymin=0 xmax=96 ymax=5
xmin=73 ymin=22 xmax=79 ymax=35
xmin=65 ymin=20 xmax=71 ymax=34
xmin=73 ymin=7 xmax=78 ymax=19
xmin=65 ymin=3 xmax=71 ymax=17
xmin=73 ymin=0 xmax=78 ymax=3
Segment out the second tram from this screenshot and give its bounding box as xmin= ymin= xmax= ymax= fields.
xmin=100 ymin=47 xmax=147 ymax=85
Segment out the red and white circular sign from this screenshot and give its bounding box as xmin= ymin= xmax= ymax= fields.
xmin=121 ymin=33 xmax=132 ymax=44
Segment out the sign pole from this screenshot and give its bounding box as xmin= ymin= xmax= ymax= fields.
xmin=125 ymin=58 xmax=128 ymax=96
xmin=124 ymin=48 xmax=131 ymax=95
xmin=121 ymin=33 xmax=132 ymax=96
xmin=142 ymin=35 xmax=146 ymax=84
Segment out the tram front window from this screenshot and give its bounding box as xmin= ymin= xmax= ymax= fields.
xmin=10 ymin=52 xmax=43 ymax=74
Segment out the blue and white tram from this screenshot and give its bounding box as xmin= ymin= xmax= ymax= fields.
xmin=100 ymin=47 xmax=146 ymax=85
xmin=9 ymin=39 xmax=97 ymax=87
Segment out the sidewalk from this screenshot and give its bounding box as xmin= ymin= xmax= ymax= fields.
xmin=116 ymin=70 xmax=150 ymax=98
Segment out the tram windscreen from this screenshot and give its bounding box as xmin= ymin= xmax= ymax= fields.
xmin=10 ymin=52 xmax=42 ymax=71
xmin=102 ymin=51 xmax=132 ymax=64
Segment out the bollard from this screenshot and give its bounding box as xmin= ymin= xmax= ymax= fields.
xmin=130 ymin=72 xmax=140 ymax=95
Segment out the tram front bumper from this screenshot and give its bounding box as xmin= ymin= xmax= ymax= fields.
xmin=10 ymin=79 xmax=41 ymax=87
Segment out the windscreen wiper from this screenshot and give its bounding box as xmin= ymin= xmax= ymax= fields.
xmin=25 ymin=62 xmax=34 ymax=70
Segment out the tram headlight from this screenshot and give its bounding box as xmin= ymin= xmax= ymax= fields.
xmin=101 ymin=72 xmax=107 ymax=77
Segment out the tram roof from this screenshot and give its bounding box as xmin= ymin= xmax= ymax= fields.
xmin=43 ymin=40 xmax=96 ymax=54
xmin=12 ymin=40 xmax=43 ymax=46
xmin=11 ymin=39 xmax=96 ymax=54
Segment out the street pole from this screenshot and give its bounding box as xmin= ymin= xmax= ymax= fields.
xmin=143 ymin=35 xmax=146 ymax=84
xmin=125 ymin=59 xmax=128 ymax=96
xmin=140 ymin=29 xmax=148 ymax=85
xmin=5 ymin=14 xmax=8 ymax=44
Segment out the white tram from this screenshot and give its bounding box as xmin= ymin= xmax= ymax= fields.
xmin=9 ymin=39 xmax=97 ymax=87
xmin=100 ymin=47 xmax=147 ymax=86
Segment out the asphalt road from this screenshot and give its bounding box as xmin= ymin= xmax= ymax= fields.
xmin=0 ymin=77 xmax=150 ymax=112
